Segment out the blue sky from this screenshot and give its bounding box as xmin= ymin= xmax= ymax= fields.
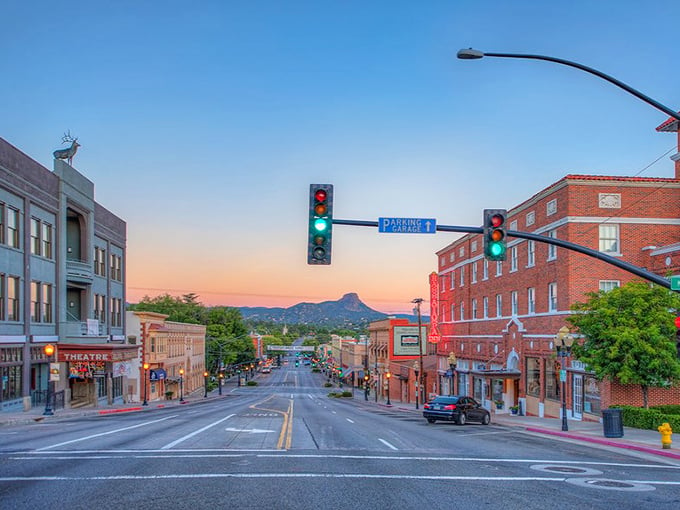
xmin=2 ymin=1 xmax=679 ymax=314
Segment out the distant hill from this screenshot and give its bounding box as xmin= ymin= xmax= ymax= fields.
xmin=239 ymin=293 xmax=426 ymax=328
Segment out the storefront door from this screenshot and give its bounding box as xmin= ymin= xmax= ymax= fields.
xmin=572 ymin=374 xmax=583 ymax=420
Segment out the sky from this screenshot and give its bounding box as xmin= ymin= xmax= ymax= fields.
xmin=2 ymin=1 xmax=679 ymax=315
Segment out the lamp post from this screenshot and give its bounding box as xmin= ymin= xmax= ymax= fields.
xmin=555 ymin=326 xmax=575 ymax=431
xmin=203 ymin=371 xmax=209 ymax=398
xmin=385 ymin=371 xmax=392 ymax=406
xmin=218 ymin=371 xmax=224 ymax=394
xmin=179 ymin=368 xmax=185 ymax=403
xmin=412 ymin=298 xmax=424 ymax=409
xmin=142 ymin=362 xmax=149 ymax=406
xmin=448 ymin=352 xmax=457 ymax=396
xmin=413 ymin=360 xmax=420 ymax=409
xmin=456 ymin=48 xmax=680 ymax=122
xmin=43 ymin=344 xmax=55 ymax=416
xmin=364 ymin=373 xmax=370 ymax=401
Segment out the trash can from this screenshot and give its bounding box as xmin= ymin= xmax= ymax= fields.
xmin=602 ymin=408 xmax=624 ymax=438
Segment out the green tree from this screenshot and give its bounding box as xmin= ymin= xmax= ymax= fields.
xmin=567 ymin=281 xmax=680 ymax=408
xmin=129 ymin=293 xmax=206 ymax=324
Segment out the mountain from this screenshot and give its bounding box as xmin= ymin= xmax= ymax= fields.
xmin=239 ymin=293 xmax=425 ymax=328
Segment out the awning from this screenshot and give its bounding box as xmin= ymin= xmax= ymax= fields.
xmin=470 ymin=369 xmax=521 ymax=379
xmin=150 ymin=368 xmax=167 ymax=381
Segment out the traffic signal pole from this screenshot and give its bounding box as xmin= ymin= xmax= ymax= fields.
xmin=330 ymin=218 xmax=673 ymax=289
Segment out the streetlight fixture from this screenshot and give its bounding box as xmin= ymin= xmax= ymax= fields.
xmin=203 ymin=371 xmax=209 ymax=398
xmin=179 ymin=368 xmax=185 ymax=403
xmin=142 ymin=362 xmax=150 ymax=406
xmin=385 ymin=371 xmax=392 ymax=406
xmin=412 ymin=298 xmax=424 ymax=410
xmin=456 ymin=48 xmax=680 ymax=122
xmin=555 ymin=326 xmax=575 ymax=431
xmin=448 ymin=352 xmax=457 ymax=396
xmin=413 ymin=360 xmax=420 ymax=409
xmin=43 ymin=344 xmax=55 ymax=416
xmin=218 ymin=371 xmax=224 ymax=394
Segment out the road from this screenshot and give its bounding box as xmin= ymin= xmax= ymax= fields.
xmin=0 ymin=359 xmax=678 ymax=509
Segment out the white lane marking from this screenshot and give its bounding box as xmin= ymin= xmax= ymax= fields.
xmin=225 ymin=428 xmax=274 ymax=434
xmin=36 ymin=415 xmax=178 ymax=451
xmin=161 ymin=414 xmax=234 ymax=450
xmin=378 ymin=438 xmax=398 ymax=450
xmin=346 ymin=418 xmax=354 ymax=423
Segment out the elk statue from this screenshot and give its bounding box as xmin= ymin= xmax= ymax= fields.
xmin=53 ymin=131 xmax=81 ymax=165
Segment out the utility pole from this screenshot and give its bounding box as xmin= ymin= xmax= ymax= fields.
xmin=412 ymin=298 xmax=424 ymax=409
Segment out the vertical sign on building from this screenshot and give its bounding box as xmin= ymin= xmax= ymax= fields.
xmin=428 ymin=272 xmax=440 ymax=343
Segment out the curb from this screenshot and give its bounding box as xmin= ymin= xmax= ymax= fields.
xmin=524 ymin=426 xmax=680 ymax=460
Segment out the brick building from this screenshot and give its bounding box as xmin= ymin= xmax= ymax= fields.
xmin=433 ymin=172 xmax=679 ymax=422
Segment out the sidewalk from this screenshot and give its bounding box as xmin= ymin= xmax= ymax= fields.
xmin=369 ymin=398 xmax=680 ymax=462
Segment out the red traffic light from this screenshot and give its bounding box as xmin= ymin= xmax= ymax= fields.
xmin=490 ymin=214 xmax=504 ymax=228
xmin=314 ymin=189 xmax=327 ymax=202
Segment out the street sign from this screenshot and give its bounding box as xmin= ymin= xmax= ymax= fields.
xmin=560 ymin=369 xmax=567 ymax=382
xmin=266 ymin=345 xmax=315 ymax=351
xmin=671 ymin=275 xmax=680 ymax=291
xmin=379 ymin=217 xmax=436 ymax=234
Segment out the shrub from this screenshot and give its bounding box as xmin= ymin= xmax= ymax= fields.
xmin=341 ymin=391 xmax=353 ymax=397
xmin=246 ymin=380 xmax=258 ymax=386
xmin=328 ymin=392 xmax=339 ymax=398
xmin=614 ymin=405 xmax=680 ymax=430
xmin=324 ymin=382 xmax=333 ymax=387
xmin=312 ymin=368 xmax=321 ymax=373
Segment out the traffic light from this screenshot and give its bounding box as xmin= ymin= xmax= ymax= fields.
xmin=483 ymin=209 xmax=508 ymax=261
xmin=308 ymin=184 xmax=333 ymax=265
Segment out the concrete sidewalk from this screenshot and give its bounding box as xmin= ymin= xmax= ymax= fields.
xmin=371 ymin=398 xmax=680 ymax=461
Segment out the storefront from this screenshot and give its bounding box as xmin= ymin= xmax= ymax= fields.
xmin=57 ymin=344 xmax=138 ymax=407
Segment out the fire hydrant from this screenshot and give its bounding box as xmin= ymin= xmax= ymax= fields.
xmin=658 ymin=422 xmax=672 ymax=449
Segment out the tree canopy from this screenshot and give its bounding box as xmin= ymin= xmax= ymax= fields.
xmin=567 ymin=281 xmax=680 ymax=408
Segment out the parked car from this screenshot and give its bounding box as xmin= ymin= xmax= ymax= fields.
xmin=422 ymin=395 xmax=491 ymax=425
xmin=261 ymin=367 xmax=271 ymax=373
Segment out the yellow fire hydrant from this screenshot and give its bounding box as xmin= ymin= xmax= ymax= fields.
xmin=657 ymin=422 xmax=672 ymax=449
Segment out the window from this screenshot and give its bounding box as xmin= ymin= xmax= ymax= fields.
xmin=599 ymin=224 xmax=619 ymax=254
xmin=110 ymin=254 xmax=122 ymax=281
xmin=42 ymin=223 xmax=52 ymax=259
xmin=42 ymin=284 xmax=52 ymax=323
xmin=547 ymin=199 xmax=557 ymax=216
xmin=483 ymin=259 xmax=488 ymax=280
xmin=111 ymin=297 xmax=122 ymax=327
xmin=496 ymin=261 xmax=502 ymax=276
xmin=511 ymin=291 xmax=518 ymax=316
xmin=527 ymin=287 xmax=535 ymax=315
xmin=599 ymin=280 xmax=620 ymax=292
xmin=93 ymin=294 xmax=106 ymax=322
xmin=7 ymin=276 xmax=19 ymax=321
xmin=450 ymin=304 xmax=455 ymax=322
xmin=510 ymin=220 xmax=518 ymax=231
xmin=460 ymin=302 xmax=465 ymax=321
xmin=31 ymin=218 xmax=40 ymax=255
xmin=510 ymin=246 xmax=518 ymax=272
xmin=527 ymin=240 xmax=535 ymax=267
xmin=584 ymin=375 xmax=601 ymax=415
xmin=471 ymin=240 xmax=477 ymax=252
xmin=460 ymin=267 xmax=464 ymax=286
xmin=449 ymin=252 xmax=455 ymax=262
xmin=31 ymin=281 xmax=40 ymax=322
xmin=526 ymin=211 xmax=535 ymax=226
xmin=459 ymin=246 xmax=465 ymax=257
xmin=548 ymin=282 xmax=557 ymax=312
xmin=526 ymin=357 xmax=541 ymax=397
xmin=450 ymin=271 xmax=455 ymax=289
xmin=7 ymin=207 xmax=19 ymax=248
xmin=0 ymin=275 xmax=4 ymax=320
xmin=94 ymin=247 xmax=107 ymax=276
xmin=483 ymin=297 xmax=489 ymax=318
xmin=471 ymin=262 xmax=477 ymax=283
xmin=547 ymin=229 xmax=557 ymax=260
xmin=0 ymin=203 xmax=4 ymax=244
xmin=546 ymin=359 xmax=559 ymax=400
xmin=496 ymin=294 xmax=502 ymax=318
xmin=471 ymin=299 xmax=477 ymax=319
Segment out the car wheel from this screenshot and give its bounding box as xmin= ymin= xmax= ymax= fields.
xmin=456 ymin=412 xmax=466 ymax=426
xmin=427 ymin=418 xmax=436 ymax=424
xmin=481 ymin=413 xmax=490 ymax=425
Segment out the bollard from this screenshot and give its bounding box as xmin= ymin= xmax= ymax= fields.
xmin=657 ymin=422 xmax=672 ymax=449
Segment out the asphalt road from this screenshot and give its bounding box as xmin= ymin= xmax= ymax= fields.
xmin=0 ymin=361 xmax=679 ymax=509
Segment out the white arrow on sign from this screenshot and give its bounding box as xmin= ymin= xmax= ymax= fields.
xmin=225 ymin=427 xmax=275 ymax=434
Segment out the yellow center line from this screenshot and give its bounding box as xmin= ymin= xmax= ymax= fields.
xmin=249 ymin=394 xmax=293 ymax=450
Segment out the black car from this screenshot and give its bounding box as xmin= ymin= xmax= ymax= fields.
xmin=422 ymin=395 xmax=491 ymax=425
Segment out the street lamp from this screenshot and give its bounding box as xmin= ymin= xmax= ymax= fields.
xmin=43 ymin=344 xmax=55 ymax=416
xmin=385 ymin=371 xmax=392 ymax=406
xmin=448 ymin=352 xmax=457 ymax=396
xmin=218 ymin=371 xmax=224 ymax=394
xmin=555 ymin=326 xmax=575 ymax=431
xmin=456 ymin=48 xmax=680 ymax=122
xmin=142 ymin=362 xmax=150 ymax=406
xmin=412 ymin=298 xmax=424 ymax=409
xmin=179 ymin=368 xmax=185 ymax=403
xmin=413 ymin=360 xmax=420 ymax=409
xmin=203 ymin=371 xmax=209 ymax=398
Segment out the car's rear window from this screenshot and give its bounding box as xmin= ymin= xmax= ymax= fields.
xmin=431 ymin=396 xmax=459 ymax=404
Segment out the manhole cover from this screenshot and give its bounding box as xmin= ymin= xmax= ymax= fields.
xmin=566 ymin=478 xmax=655 ymax=492
xmin=531 ymin=464 xmax=602 ymax=476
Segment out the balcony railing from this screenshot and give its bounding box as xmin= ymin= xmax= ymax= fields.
xmin=66 ymin=259 xmax=93 ymax=284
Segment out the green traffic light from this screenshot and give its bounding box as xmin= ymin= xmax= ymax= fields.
xmin=314 ymin=218 xmax=328 ymax=232
xmin=489 ymin=242 xmax=505 ymax=257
